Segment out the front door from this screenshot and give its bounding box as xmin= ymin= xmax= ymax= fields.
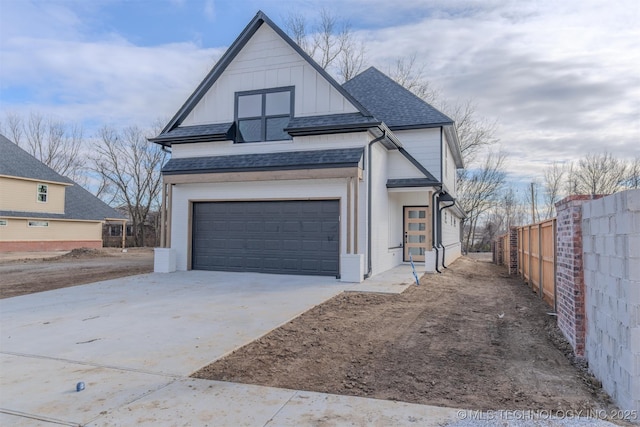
xmin=404 ymin=206 xmax=429 ymax=262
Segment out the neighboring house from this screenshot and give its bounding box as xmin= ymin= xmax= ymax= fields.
xmin=149 ymin=11 xmax=466 ymax=282
xmin=0 ymin=134 xmax=125 ymax=251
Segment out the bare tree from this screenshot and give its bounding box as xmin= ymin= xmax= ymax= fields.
xmin=571 ymin=152 xmax=627 ymax=195
xmin=541 ymin=162 xmax=565 ymax=219
xmin=284 ymin=9 xmax=366 ymax=82
xmin=388 ymin=54 xmax=439 ymax=104
xmin=1 ymin=112 xmax=86 ymax=184
xmin=457 ymin=151 xmax=507 ymax=251
xmin=484 ymin=185 xmax=526 ymax=239
xmin=524 ymin=181 xmax=542 ymax=224
xmin=0 ymin=112 xmax=24 ymax=145
xmin=623 ymin=156 xmax=640 ymax=189
xmin=92 ymin=125 xmax=166 ymax=247
xmin=439 ymin=99 xmax=499 ymax=167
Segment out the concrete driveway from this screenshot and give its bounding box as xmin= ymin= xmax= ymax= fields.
xmin=1 ymin=268 xmax=471 ymax=426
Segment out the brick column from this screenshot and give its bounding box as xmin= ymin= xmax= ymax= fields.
xmin=494 ymin=239 xmax=503 ymax=265
xmin=508 ymin=226 xmax=518 ymax=275
xmin=555 ymin=195 xmax=600 ymax=357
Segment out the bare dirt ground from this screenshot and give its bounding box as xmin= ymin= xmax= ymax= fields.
xmin=194 ymin=255 xmax=616 ymax=416
xmin=0 ymin=247 xmax=154 ymax=299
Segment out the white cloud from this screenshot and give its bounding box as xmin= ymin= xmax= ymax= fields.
xmin=1 ymin=0 xmax=638 ymax=185
xmin=204 ymin=0 xmax=216 ymax=22
xmin=1 ymin=35 xmax=223 ymax=129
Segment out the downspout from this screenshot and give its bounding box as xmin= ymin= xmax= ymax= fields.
xmin=432 ymin=189 xmax=443 ymax=273
xmin=161 ymin=144 xmax=172 ymax=154
xmin=364 ymin=130 xmax=387 ymax=279
xmin=438 ymin=199 xmax=456 ymax=268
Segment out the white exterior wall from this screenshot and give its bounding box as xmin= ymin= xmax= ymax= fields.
xmin=441 ymin=207 xmax=462 ymax=265
xmin=369 ymin=143 xmax=390 ymax=275
xmin=583 ymin=190 xmax=640 ymax=415
xmin=182 ymin=24 xmax=357 ymax=127
xmin=393 ymin=128 xmax=441 ymax=180
xmin=171 ymin=132 xmax=368 ymax=158
xmin=170 ymin=178 xmax=351 ymax=272
xmin=386 ymin=151 xmax=425 ymax=179
xmin=442 ymin=133 xmax=458 ymax=196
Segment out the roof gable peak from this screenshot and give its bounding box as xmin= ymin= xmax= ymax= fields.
xmin=157 ymin=10 xmax=371 ymax=137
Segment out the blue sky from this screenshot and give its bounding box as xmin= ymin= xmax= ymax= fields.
xmin=1 ymin=0 xmax=638 ymax=184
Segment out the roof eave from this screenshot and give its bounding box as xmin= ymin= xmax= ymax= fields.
xmin=285 ymin=122 xmax=380 ymax=137
xmin=148 ymin=134 xmax=230 ymax=145
xmin=386 ymin=181 xmax=441 ymax=189
xmin=443 ymin=125 xmax=464 ymax=168
xmin=388 ymin=122 xmax=454 ymax=131
xmin=162 ymin=162 xmax=359 ymax=176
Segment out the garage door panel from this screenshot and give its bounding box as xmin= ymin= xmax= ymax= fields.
xmin=192 ymin=200 xmax=339 ymax=276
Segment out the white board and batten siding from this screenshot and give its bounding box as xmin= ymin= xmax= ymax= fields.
xmin=393 ymin=128 xmax=442 ymax=180
xmin=386 ymin=151 xmax=425 ymax=180
xmin=442 ymin=132 xmax=458 ymax=197
xmin=182 ymin=24 xmax=358 ymax=127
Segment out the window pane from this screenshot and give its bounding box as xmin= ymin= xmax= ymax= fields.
xmin=408 ymin=247 xmax=425 ymax=256
xmin=407 ymin=235 xmax=426 ymax=243
xmin=265 ymin=91 xmax=290 ymax=115
xmin=408 ymin=223 xmax=426 ymax=231
xmin=237 ymin=94 xmax=262 ymax=118
xmin=408 ymin=210 xmax=426 ymax=218
xmin=266 ymin=117 xmax=290 ymax=141
xmin=238 ymin=119 xmax=262 ymax=142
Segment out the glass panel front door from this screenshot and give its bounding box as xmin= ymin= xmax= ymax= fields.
xmin=404 ymin=206 xmax=429 ymax=262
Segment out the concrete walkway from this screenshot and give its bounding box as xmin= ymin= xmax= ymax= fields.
xmin=0 ymin=268 xmax=617 ymax=426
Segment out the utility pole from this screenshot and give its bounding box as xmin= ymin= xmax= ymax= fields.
xmin=530 ymin=182 xmax=536 ymax=223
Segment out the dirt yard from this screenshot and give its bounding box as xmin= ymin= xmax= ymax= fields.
xmin=194 ymin=255 xmax=615 ymax=415
xmin=0 ymin=247 xmax=154 ymax=298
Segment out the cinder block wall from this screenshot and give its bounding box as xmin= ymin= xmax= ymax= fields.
xmin=583 ymin=190 xmax=640 ymax=415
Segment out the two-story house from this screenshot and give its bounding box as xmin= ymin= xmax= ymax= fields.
xmin=150 ymin=11 xmax=465 ymax=282
xmin=0 ymin=134 xmax=125 ymax=251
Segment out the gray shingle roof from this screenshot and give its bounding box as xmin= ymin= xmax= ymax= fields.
xmin=386 ymin=178 xmax=439 ymax=188
xmin=163 ymin=147 xmax=364 ymax=175
xmin=149 ymin=123 xmax=233 ymax=144
xmin=0 ymin=134 xmax=124 ymax=221
xmin=285 ymin=113 xmax=380 ymax=135
xmin=343 ymin=67 xmax=453 ymax=130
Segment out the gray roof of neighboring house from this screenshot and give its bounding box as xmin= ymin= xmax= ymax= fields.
xmin=0 ymin=134 xmax=125 ymax=221
xmin=342 ymin=67 xmax=453 ymax=130
xmin=163 ymin=147 xmax=364 ymax=175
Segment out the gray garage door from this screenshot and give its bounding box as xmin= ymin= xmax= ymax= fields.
xmin=192 ymin=200 xmax=339 ymax=276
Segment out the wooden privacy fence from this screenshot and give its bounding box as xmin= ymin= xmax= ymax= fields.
xmin=494 ymin=218 xmax=557 ymax=310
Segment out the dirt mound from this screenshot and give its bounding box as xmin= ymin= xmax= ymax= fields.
xmin=54 ymin=248 xmax=110 ymax=260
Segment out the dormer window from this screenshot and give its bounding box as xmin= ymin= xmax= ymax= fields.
xmin=235 ymin=87 xmax=293 ymax=143
xmin=37 ymin=184 xmax=48 ymax=203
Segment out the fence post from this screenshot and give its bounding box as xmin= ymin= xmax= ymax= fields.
xmin=538 ymin=223 xmax=543 ymax=299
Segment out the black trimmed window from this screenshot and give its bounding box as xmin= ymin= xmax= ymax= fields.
xmin=235 ymin=87 xmax=293 ymax=143
xmin=37 ymin=183 xmax=48 ymax=203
